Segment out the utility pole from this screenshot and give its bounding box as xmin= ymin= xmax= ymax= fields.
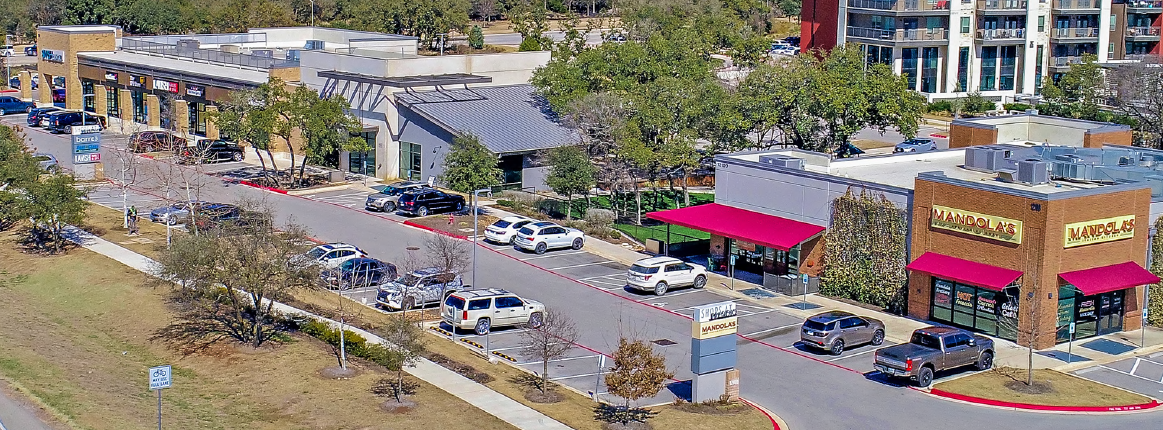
xmin=472 ymin=188 xmax=491 ymax=288
xmin=310 ymin=0 xmax=315 ymax=27
xmin=437 ymin=34 xmax=447 ymax=55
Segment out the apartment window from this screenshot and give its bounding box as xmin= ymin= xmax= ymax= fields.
xmin=902 ymin=48 xmax=919 ymax=91
xmin=921 ymin=47 xmax=939 ymax=93
xmin=980 ymin=47 xmax=998 ymax=91
xmin=958 ymin=47 xmax=969 ymax=92
xmin=1109 ymin=42 xmax=1116 ymax=59
xmin=999 ymin=46 xmax=1017 ymax=91
xmin=1110 ymin=15 xmax=1116 ymax=31
xmin=864 ymin=45 xmax=893 ymax=65
xmin=961 ymin=17 xmax=971 ymax=33
xmin=1035 ymin=45 xmax=1044 ymax=93
xmin=1038 ymin=16 xmax=1045 ymax=32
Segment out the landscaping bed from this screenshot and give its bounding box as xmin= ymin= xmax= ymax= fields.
xmin=405 ymin=213 xmax=500 ymax=238
xmin=934 ymin=367 xmax=1151 ymax=408
xmin=81 ymin=203 xmax=176 ymax=259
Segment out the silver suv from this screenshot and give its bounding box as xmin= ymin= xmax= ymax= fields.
xmin=376 ymin=267 xmax=462 ymax=311
xmin=800 ymin=311 xmax=886 ymax=355
xmin=442 ymin=289 xmax=545 ymax=335
xmin=365 ymin=181 xmax=430 ymax=212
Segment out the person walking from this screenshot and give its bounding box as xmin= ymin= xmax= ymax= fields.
xmin=127 ymin=205 xmax=139 ymax=236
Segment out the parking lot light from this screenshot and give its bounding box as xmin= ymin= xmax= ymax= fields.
xmin=472 ymin=188 xmax=491 ymax=289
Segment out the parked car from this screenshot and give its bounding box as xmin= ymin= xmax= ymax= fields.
xmin=512 ymin=221 xmax=585 ymax=254
xmin=130 ymin=131 xmax=186 ymax=153
xmin=396 ymin=189 xmax=466 ymax=217
xmin=32 ymin=153 xmax=58 ymax=172
xmin=45 ymin=111 xmax=105 ymax=134
xmin=364 ymin=180 xmax=430 ymax=212
xmin=149 ymin=201 xmax=206 ymax=225
xmin=626 ymin=256 xmax=708 ymax=296
xmin=442 ymin=289 xmax=545 ymax=335
xmin=299 ymin=243 xmax=367 ymax=269
xmin=0 ymin=96 xmax=34 ymax=115
xmin=873 ymin=326 xmax=994 ymax=387
xmin=178 ymin=139 xmax=244 ymax=164
xmin=9 ymin=75 xmax=39 ymax=90
xmin=24 ymin=45 xmax=36 ymax=56
xmin=51 ymin=88 xmax=65 ymax=103
xmin=376 ymin=267 xmax=464 ymax=311
xmin=320 ymin=257 xmax=396 ymax=290
xmin=800 ymin=311 xmax=885 ymax=355
xmin=770 ymin=42 xmax=799 ymax=55
xmin=893 ymin=138 xmax=937 ymax=153
xmin=483 ymin=215 xmax=536 ymax=244
xmin=27 ymin=106 xmax=61 ymax=126
xmin=0 ymin=45 xmax=12 ymax=56
xmin=185 ymin=203 xmax=251 ymax=231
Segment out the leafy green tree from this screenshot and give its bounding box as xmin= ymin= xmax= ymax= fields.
xmin=439 ymin=134 xmax=502 ymax=195
xmin=22 ymin=174 xmax=88 ymax=254
xmin=468 ymin=25 xmax=485 ymax=49
xmin=512 ymin=2 xmax=551 ymax=51
xmin=289 ymin=85 xmax=365 ymax=183
xmin=112 ymin=0 xmax=195 ymax=34
xmin=777 ymin=0 xmax=801 ymax=18
xmin=64 ymin=0 xmax=115 ymax=25
xmin=0 ymin=126 xmax=40 ymax=231
xmin=350 ymin=0 xmax=470 ymax=50
xmin=211 ymin=83 xmax=282 ymax=186
xmin=1042 ymin=53 xmax=1105 ymax=121
xmin=600 ymin=338 xmax=673 ymax=425
xmin=545 ymin=145 xmax=596 ymax=219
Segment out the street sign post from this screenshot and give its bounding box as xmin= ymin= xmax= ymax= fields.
xmin=1067 ymin=323 xmax=1076 ymax=363
xmin=801 ymin=274 xmax=809 ymax=309
xmin=149 ymin=365 xmax=172 ymax=430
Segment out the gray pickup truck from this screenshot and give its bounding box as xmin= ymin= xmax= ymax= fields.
xmin=873 ymin=326 xmax=994 ymax=387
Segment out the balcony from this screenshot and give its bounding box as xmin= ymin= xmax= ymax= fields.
xmin=1050 ymin=27 xmax=1100 ymax=40
xmin=976 ymin=28 xmax=1027 ymax=42
xmin=846 ymin=27 xmax=949 ymax=42
xmin=1051 ymin=0 xmax=1100 ymax=12
xmin=1127 ymin=0 xmax=1163 ymax=13
xmin=978 ymin=0 xmax=1029 ymax=13
xmin=1051 ymin=56 xmax=1084 ymax=69
xmin=1126 ymin=26 xmax=1162 ymax=41
xmin=847 ymin=0 xmax=951 ymax=12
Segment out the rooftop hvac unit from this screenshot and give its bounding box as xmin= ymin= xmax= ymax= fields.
xmin=1016 ymin=159 xmax=1049 ymax=185
xmin=983 ymin=148 xmax=1008 ymax=171
xmin=963 ymin=147 xmax=1007 ymax=172
xmin=1055 ymin=154 xmax=1082 ymax=163
xmin=1146 ymin=175 xmax=1163 ymax=198
xmin=176 ymin=39 xmax=200 ymax=52
xmin=1052 ymin=160 xmax=1094 ymax=180
xmin=757 ymin=155 xmax=804 ymax=170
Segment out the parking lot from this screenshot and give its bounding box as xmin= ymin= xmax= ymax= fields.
xmin=1074 ymin=350 xmax=1163 ymax=399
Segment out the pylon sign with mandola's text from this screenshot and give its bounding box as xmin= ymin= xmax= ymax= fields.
xmin=690 ymin=301 xmax=740 ymax=403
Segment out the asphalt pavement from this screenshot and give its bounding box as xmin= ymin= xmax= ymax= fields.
xmin=6 ymin=115 xmax=1163 ymax=430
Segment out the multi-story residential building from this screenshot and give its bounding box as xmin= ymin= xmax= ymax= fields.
xmin=801 ymin=0 xmax=1163 ymax=100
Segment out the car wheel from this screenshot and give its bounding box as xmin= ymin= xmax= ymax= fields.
xmin=0 ymin=109 xmax=6 ymax=116
xmin=871 ymin=329 xmax=885 ymax=346
xmin=571 ymin=238 xmax=584 ymax=250
xmin=528 ymin=312 xmax=544 ymax=329
xmin=231 ymin=152 xmax=243 ymax=162
xmin=417 ymin=206 xmax=429 ymax=217
xmin=384 ymin=202 xmax=396 ymax=213
xmin=830 ymin=338 xmax=845 ymax=356
xmin=976 ymin=351 xmax=994 ymax=371
xmin=166 ymin=217 xmax=177 ymax=226
xmin=692 ymin=275 xmax=707 ymax=289
xmin=508 ymin=235 xmax=516 ymax=245
xmin=474 ymin=318 xmax=491 ymax=335
xmin=916 ymin=367 xmax=934 ymax=388
xmin=65 ymin=125 xmax=72 ymax=134
xmin=534 ymin=242 xmax=548 ymax=254
xmin=402 ymin=297 xmax=416 ymax=311
xmin=653 ymin=281 xmax=668 ymax=296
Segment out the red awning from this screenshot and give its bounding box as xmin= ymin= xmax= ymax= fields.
xmin=645 ymin=203 xmax=825 ymax=251
xmin=906 ymin=252 xmax=1023 ymax=291
xmin=1059 ymin=262 xmax=1160 ymax=296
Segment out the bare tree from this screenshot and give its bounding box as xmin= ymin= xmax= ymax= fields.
xmin=424 ymin=233 xmax=472 ymax=278
xmin=105 ymin=139 xmax=141 ymax=229
xmin=145 ymin=145 xmax=214 ymax=241
xmin=378 ymin=315 xmax=427 ymax=403
xmin=472 ymin=0 xmax=498 ymax=22
xmin=519 ymin=308 xmax=577 ymax=393
xmin=997 ymin=279 xmax=1052 ymax=386
xmin=599 ymin=337 xmax=673 ymax=426
xmin=1109 ymin=55 xmax=1163 ymax=149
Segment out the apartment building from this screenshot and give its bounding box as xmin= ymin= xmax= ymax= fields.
xmin=801 ymin=0 xmax=1163 ymax=100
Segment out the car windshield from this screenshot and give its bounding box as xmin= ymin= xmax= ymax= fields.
xmin=493 ymin=220 xmax=513 ymax=229
xmin=33 ymin=156 xmax=51 ymax=162
xmin=380 ymin=186 xmax=401 ymax=195
xmin=306 ymin=247 xmax=327 ymax=259
xmin=629 ymin=264 xmax=659 ymax=274
xmin=396 ymin=273 xmax=422 ymax=286
xmin=517 ymin=227 xmax=535 ymax=236
xmin=803 ymin=320 xmax=827 ymax=331
xmin=339 ymin=260 xmax=358 ymax=271
xmin=911 ymin=332 xmax=942 ymax=349
xmin=444 ymin=295 xmax=466 ymax=311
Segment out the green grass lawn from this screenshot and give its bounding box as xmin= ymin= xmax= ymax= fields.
xmin=546 ymin=190 xmax=715 ymax=221
xmin=615 ymin=223 xmax=711 ymax=244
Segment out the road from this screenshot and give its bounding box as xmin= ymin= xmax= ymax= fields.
xmin=482 ymin=30 xmax=607 ymax=46
xmin=5 ymin=114 xmax=1162 ymax=430
xmin=0 ymin=385 xmax=53 ymax=430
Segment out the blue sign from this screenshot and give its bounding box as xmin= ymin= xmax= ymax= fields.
xmin=801 ymin=274 xmax=809 ymax=285
xmin=74 ymin=144 xmax=100 ymax=154
xmin=41 ymin=49 xmax=64 ymax=63
xmin=71 ymin=132 xmax=102 ymax=165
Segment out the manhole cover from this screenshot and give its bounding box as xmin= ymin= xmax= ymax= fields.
xmin=652 ymin=339 xmax=677 ymax=346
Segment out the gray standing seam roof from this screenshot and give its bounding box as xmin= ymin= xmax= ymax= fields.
xmin=396 ymin=84 xmax=576 ymax=154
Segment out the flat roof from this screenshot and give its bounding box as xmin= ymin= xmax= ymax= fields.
xmin=78 ymin=51 xmax=270 ymax=89
xmin=952 ymin=113 xmax=1131 ymax=134
xmin=38 ymin=25 xmax=120 ymax=34
xmin=317 ymin=71 xmax=491 ymax=88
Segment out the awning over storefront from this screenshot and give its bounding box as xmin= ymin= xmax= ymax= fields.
xmin=906 ymin=252 xmax=1023 ymax=291
xmin=645 ymin=203 xmax=825 ymax=251
xmin=1059 ymin=262 xmax=1160 ymax=296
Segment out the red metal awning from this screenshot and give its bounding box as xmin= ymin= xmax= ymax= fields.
xmin=1059 ymin=262 xmax=1160 ymax=296
xmin=645 ymin=203 xmax=825 ymax=251
xmin=905 ymin=252 xmax=1023 ymax=291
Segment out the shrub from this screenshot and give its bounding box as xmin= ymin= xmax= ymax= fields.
xmin=468 ymin=25 xmax=485 ymax=49
xmin=298 ymin=318 xmax=391 ymax=366
xmin=519 ymin=36 xmax=542 ymax=52
xmin=1004 ymin=103 xmax=1032 ymax=112
xmin=926 ymin=100 xmax=953 ymax=114
xmin=584 ymin=209 xmax=615 ymax=231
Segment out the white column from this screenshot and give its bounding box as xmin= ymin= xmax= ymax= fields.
xmin=945 ymin=5 xmax=963 ymax=94
xmin=1021 ymin=3 xmax=1040 ymax=93
xmin=1098 ymin=0 xmax=1113 ymax=59
xmin=837 ymin=0 xmax=850 ymax=45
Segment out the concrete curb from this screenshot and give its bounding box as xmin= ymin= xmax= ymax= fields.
xmin=286 ymin=183 xmax=353 ymax=196
xmin=924 ymin=388 xmax=1162 ymax=413
xmin=402 ymin=219 xmax=468 ymax=240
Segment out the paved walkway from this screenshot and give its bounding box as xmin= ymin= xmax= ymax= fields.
xmin=62 ymin=227 xmax=571 ymax=430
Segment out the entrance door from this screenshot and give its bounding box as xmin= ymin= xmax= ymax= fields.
xmin=1096 ymin=290 xmax=1125 ymax=335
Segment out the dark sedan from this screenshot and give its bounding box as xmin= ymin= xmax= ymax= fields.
xmin=320 ymin=258 xmax=397 ymax=290
xmin=397 ymin=189 xmax=466 ymax=217
xmin=27 ymin=106 xmax=62 ymax=127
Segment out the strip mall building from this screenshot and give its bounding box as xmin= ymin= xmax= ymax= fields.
xmin=650 ymin=114 xmax=1161 ymax=349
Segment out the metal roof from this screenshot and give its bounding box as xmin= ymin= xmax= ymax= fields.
xmin=396 ymin=84 xmax=576 ymax=154
xmin=317 ymin=70 xmax=492 ymax=88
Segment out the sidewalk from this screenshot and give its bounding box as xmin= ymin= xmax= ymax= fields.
xmin=61 ymin=227 xmax=571 ymax=430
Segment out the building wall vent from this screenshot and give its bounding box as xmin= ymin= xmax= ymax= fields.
xmin=757 ymin=155 xmax=805 ymax=170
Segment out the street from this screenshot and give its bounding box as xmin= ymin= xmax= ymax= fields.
xmin=6 ymin=114 xmax=1162 ymax=430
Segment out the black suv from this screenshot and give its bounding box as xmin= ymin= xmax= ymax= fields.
xmin=397 ymin=189 xmax=466 ymax=217
xmin=178 ymin=139 xmax=245 ymax=164
xmin=46 ymin=111 xmax=106 ymax=134
xmin=187 ymin=203 xmax=271 ymax=232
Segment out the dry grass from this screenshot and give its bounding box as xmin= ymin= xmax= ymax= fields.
xmin=474 ymin=17 xmax=617 ymax=35
xmin=423 ymin=336 xmax=775 ymax=430
xmin=0 ymin=232 xmax=516 ymax=430
xmin=934 ymin=367 xmax=1151 ymax=407
xmin=407 ymin=213 xmax=500 ymax=237
xmin=80 ymin=203 xmax=177 ymax=260
xmin=851 ymin=139 xmax=897 ymax=150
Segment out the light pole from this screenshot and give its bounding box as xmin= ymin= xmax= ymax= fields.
xmin=472 ymin=188 xmax=492 ymax=288
xmin=1144 ymin=227 xmax=1156 ymax=349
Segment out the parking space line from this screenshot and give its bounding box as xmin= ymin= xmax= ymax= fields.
xmin=491 ymin=342 xmax=561 ymax=353
xmin=544 ymin=261 xmax=613 ymax=270
xmin=1097 ymin=364 xmax=1163 ymax=386
xmin=550 ymin=372 xmax=602 ymax=381
xmin=741 ymin=323 xmax=801 ymax=338
xmin=520 ymin=251 xmax=589 ymax=261
xmin=827 ymin=348 xmax=878 ymax=362
xmin=460 ymin=329 xmax=530 ymax=340
xmin=1131 ymin=358 xmax=1141 ymax=376
xmin=741 ymin=308 xmax=782 ymax=318
xmin=516 ymin=354 xmax=600 ymax=366
xmin=672 ymin=300 xmax=738 ymax=312
xmin=1137 ymin=356 xmax=1163 ymax=368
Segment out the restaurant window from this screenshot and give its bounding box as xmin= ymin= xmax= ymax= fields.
xmin=399 ymin=141 xmax=422 ymax=181
xmin=931 ymin=278 xmax=1015 ymax=340
xmin=81 ymin=80 xmax=95 ymax=112
xmin=131 ymin=91 xmax=147 ymax=124
xmin=106 ymin=87 xmax=119 ymax=118
xmin=188 ymin=102 xmax=207 ymax=136
xmin=1056 ymin=285 xmax=1124 ymax=343
xmin=729 ymin=239 xmax=800 ymax=277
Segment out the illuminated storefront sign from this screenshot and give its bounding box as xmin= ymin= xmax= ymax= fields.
xmin=930 ymin=205 xmax=1023 ymax=244
xmin=1064 ymin=215 xmax=1136 ymax=248
xmin=153 ymin=78 xmax=178 ymax=92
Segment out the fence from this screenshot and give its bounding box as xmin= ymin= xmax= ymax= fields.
xmin=121 ymin=38 xmax=299 ymax=69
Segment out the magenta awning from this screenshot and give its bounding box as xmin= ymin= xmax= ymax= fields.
xmin=1059 ymin=262 xmax=1160 ymax=296
xmin=906 ymin=252 xmax=1023 ymax=291
xmin=645 ymin=203 xmax=825 ymax=251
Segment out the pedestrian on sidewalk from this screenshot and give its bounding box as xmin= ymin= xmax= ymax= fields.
xmin=127 ymin=205 xmax=139 ymax=236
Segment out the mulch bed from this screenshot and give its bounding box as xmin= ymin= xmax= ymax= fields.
xmin=671 ymin=401 xmax=749 ymax=415
xmin=380 ymin=399 xmax=417 ymax=414
xmin=406 ymin=213 xmax=499 ymax=237
xmin=424 ymin=352 xmax=494 ymax=384
xmin=523 ymin=388 xmax=566 ymax=404
xmin=1005 ymin=380 xmax=1055 ymax=395
xmin=318 ymin=365 xmax=361 ymax=380
xmin=601 ymin=422 xmax=652 ymax=430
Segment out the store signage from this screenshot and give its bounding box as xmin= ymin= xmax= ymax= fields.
xmin=955 ymin=289 xmax=973 ymax=308
xmin=1000 ymin=299 xmax=1018 ymax=319
xmin=104 ymin=72 xmax=118 ymax=81
xmin=692 ymin=317 xmax=738 ymax=340
xmin=74 ymin=153 xmax=101 ymax=164
xmin=153 ymin=78 xmax=178 ymax=93
xmin=40 ymin=49 xmax=64 ymax=63
xmin=692 ymin=301 xmax=737 ymax=323
xmin=71 ymin=126 xmax=102 ymax=165
xmin=934 ymin=280 xmax=953 ymax=307
xmin=930 ymin=205 xmax=1023 ymax=244
xmin=185 ymin=84 xmax=205 ymax=98
xmin=1078 ymin=299 xmax=1096 ymax=319
xmin=1064 ymin=215 xmax=1136 ymax=248
xmin=129 ymin=75 xmax=146 ymax=88
xmin=976 ymin=295 xmax=996 ymax=314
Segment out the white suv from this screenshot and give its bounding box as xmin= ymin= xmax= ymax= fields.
xmin=512 ymin=221 xmax=585 ymax=254
xmin=484 ymin=215 xmax=536 ymax=244
xmin=626 ymin=256 xmax=708 ymax=295
xmin=301 ymin=243 xmax=367 ymax=269
xmin=442 ymin=289 xmax=545 ymax=335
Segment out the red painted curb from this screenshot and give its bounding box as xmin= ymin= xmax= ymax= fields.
xmin=927 ymin=388 xmax=1162 ymax=412
xmin=929 ymin=133 xmax=949 ymax=139
xmin=740 ymin=399 xmax=781 ymax=430
xmin=401 ymin=220 xmax=468 ymax=240
xmin=140 ymin=154 xmax=155 ymax=160
xmin=238 ymin=180 xmax=288 ymax=194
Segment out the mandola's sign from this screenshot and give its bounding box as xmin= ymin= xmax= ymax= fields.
xmin=1064 ymin=215 xmax=1136 ymax=248
xmin=930 ymin=205 xmax=1023 ymax=244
